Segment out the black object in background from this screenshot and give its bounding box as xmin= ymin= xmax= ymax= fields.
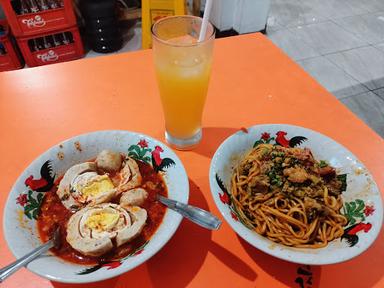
xmin=80 ymin=0 xmax=122 ymax=53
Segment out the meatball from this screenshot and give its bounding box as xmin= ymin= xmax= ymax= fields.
xmin=120 ymin=188 xmax=148 ymax=207
xmin=96 ymin=150 xmax=122 ymax=173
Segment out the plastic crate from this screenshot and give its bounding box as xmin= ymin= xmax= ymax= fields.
xmin=0 ymin=19 xmax=24 ymax=72
xmin=0 ymin=0 xmax=76 ymax=37
xmin=17 ymin=25 xmax=83 ymax=67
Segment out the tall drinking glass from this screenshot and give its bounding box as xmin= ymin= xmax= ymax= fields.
xmin=152 ymin=16 xmax=215 ymax=150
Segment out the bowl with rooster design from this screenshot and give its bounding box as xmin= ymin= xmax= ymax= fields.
xmin=209 ymin=124 xmax=383 ymax=265
xmin=3 ymin=130 xmax=189 ymax=283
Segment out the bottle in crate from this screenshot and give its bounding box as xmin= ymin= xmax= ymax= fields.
xmin=17 ymin=25 xmax=83 ymax=66
xmin=0 ymin=20 xmax=24 ymax=72
xmin=0 ymin=0 xmax=77 ymax=36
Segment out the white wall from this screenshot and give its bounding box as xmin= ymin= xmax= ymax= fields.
xmin=233 ymin=0 xmax=270 ymax=33
xmin=210 ymin=0 xmax=235 ymax=31
xmin=210 ymin=0 xmax=271 ymax=33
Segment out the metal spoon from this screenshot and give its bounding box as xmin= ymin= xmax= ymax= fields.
xmin=157 ymin=195 xmax=222 ymax=230
xmin=0 ymin=227 xmax=61 ymax=282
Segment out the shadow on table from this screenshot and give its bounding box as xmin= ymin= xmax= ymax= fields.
xmin=208 ymin=240 xmax=257 ymax=282
xmin=239 ymin=226 xmax=384 ymax=288
xmin=238 ymin=235 xmax=322 ymax=288
xmin=194 ymin=127 xmax=241 ymax=158
xmin=53 ymin=179 xmax=251 ymax=288
xmin=146 ymin=179 xmax=256 ymax=286
xmin=144 ymin=179 xmax=211 ymax=287
xmin=320 ymin=229 xmax=384 ymax=288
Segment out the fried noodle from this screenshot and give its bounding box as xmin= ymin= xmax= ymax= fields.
xmin=231 ymin=144 xmax=348 ymax=248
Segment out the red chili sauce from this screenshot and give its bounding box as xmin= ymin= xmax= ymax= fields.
xmin=37 ymin=161 xmax=167 ymax=265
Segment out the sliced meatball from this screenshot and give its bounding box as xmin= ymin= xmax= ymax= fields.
xmin=117 ymin=157 xmax=142 ymax=194
xmin=57 ymin=162 xmax=96 ymax=210
xmin=66 ymin=205 xmax=115 ymax=257
xmin=66 ymin=203 xmax=146 ymax=256
xmin=116 ymin=206 xmax=147 ymax=246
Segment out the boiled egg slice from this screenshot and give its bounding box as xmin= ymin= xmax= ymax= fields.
xmin=71 ymin=172 xmax=116 ymax=205
xmin=66 ymin=203 xmax=147 ymax=256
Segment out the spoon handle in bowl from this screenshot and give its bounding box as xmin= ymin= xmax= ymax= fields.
xmin=0 ymin=240 xmax=53 ymax=282
xmin=158 ymin=195 xmax=222 ymax=230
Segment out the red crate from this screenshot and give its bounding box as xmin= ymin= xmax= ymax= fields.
xmin=0 ymin=0 xmax=76 ymax=37
xmin=0 ymin=20 xmax=24 ymax=72
xmin=17 ymin=25 xmax=83 ymax=67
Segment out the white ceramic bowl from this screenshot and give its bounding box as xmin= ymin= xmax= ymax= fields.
xmin=3 ymin=130 xmax=189 ymax=283
xmin=209 ymin=124 xmax=383 ymax=265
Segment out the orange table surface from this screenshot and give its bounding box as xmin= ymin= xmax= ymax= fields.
xmin=0 ymin=33 xmax=383 ymax=288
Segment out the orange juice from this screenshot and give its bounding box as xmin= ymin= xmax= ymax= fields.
xmin=155 ymin=46 xmax=212 ymax=138
xmin=152 ymin=16 xmax=215 ymax=149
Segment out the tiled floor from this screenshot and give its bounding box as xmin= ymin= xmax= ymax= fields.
xmin=266 ymin=0 xmax=384 ymax=137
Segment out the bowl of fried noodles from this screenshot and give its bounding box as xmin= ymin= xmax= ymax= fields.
xmin=209 ymin=124 xmax=382 ymax=265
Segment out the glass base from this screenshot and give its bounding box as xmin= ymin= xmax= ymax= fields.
xmin=165 ymin=129 xmax=202 ymax=151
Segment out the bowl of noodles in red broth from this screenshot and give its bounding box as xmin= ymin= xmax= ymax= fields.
xmin=3 ymin=130 xmax=189 ymax=283
xmin=209 ymin=124 xmax=382 ymax=265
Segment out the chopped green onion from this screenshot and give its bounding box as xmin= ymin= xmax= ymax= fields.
xmin=319 ymin=160 xmax=328 ymax=168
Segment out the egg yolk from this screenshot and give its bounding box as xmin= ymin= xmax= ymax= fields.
xmin=81 ymin=175 xmax=114 ymax=197
xmin=86 ymin=212 xmax=119 ymax=231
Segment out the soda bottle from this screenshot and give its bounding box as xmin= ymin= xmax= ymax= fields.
xmin=62 ymin=32 xmax=70 ymax=45
xmin=28 ymin=38 xmax=39 ymax=52
xmin=43 ymin=36 xmax=52 ymax=49
xmin=20 ymin=0 xmax=30 ymax=14
xmin=29 ymin=0 xmax=39 ymax=12
xmin=52 ymin=34 xmax=61 ymax=46
xmin=47 ymin=0 xmax=58 ymax=9
xmin=36 ymin=37 xmax=45 ymax=50
xmin=38 ymin=0 xmax=49 ymax=10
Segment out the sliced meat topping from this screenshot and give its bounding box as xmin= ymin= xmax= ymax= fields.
xmin=246 ymin=175 xmax=270 ymax=194
xmin=283 ymin=167 xmax=309 ymax=183
xmin=319 ymin=165 xmax=336 ymax=179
